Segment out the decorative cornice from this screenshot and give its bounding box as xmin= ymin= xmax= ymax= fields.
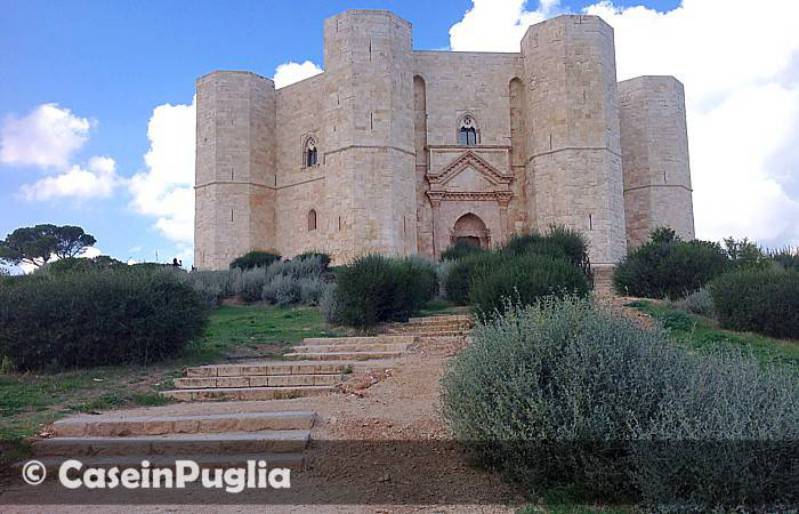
xmin=427 ymin=190 xmax=513 ymax=205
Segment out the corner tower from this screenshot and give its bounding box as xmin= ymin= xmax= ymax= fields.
xmin=521 ymin=15 xmax=627 ymax=266
xmin=618 ymin=76 xmax=694 ymax=248
xmin=194 ymin=71 xmax=277 ymax=269
xmin=321 ymin=10 xmax=417 ymax=260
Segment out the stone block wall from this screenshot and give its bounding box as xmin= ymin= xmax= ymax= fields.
xmin=619 ymin=76 xmax=695 ymax=248
xmin=521 ymin=15 xmax=627 ymax=265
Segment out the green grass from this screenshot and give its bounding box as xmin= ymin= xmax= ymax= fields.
xmin=415 ymin=298 xmax=471 ymax=317
xmin=184 ymin=304 xmax=341 ymax=363
xmin=0 ymin=304 xmax=339 ymax=455
xmin=628 ymin=300 xmax=799 ymax=367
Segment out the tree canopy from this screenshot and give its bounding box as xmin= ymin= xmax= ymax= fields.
xmin=0 ymin=224 xmax=96 ymax=268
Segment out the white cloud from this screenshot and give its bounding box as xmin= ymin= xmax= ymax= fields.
xmin=449 ymin=0 xmax=799 ymax=247
xmin=18 ymin=246 xmax=102 ymax=274
xmin=449 ymin=0 xmax=558 ymax=52
xmin=273 ymin=60 xmax=323 ymax=89
xmin=0 ymin=103 xmax=92 ymax=169
xmin=19 ymin=155 xmax=122 ymax=201
xmin=128 ymin=98 xmax=196 ymax=244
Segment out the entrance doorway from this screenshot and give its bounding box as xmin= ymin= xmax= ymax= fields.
xmin=451 ymin=213 xmax=489 ymax=249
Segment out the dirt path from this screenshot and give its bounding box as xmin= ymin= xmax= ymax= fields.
xmin=1 ymin=337 xmax=524 ymax=512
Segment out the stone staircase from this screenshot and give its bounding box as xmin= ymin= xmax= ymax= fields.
xmin=284 ymin=335 xmax=414 ymax=361
xmin=384 ymin=314 xmax=473 ymax=341
xmin=161 ymin=335 xmax=415 ymax=402
xmin=28 ymin=410 xmax=315 ymax=474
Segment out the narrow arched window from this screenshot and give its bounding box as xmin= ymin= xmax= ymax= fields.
xmin=458 ymin=114 xmax=478 ymax=145
xmin=307 ymin=209 xmax=317 ymax=231
xmin=304 ymin=137 xmax=318 ymax=168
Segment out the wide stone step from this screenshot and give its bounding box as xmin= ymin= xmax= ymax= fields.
xmin=407 ymin=315 xmax=473 ymax=324
xmin=283 ymin=351 xmax=403 ymax=361
xmin=174 ymin=374 xmax=339 ymax=389
xmin=302 ymin=336 xmax=414 ymax=346
xmin=52 ymin=411 xmax=315 ymax=437
xmin=161 ymin=385 xmax=335 ymax=402
xmin=32 ymin=430 xmax=311 ymax=457
xmin=386 ymin=329 xmax=468 ymax=337
xmin=290 ymin=343 xmax=409 ymax=354
xmin=20 ymin=452 xmax=306 ymax=476
xmin=185 ymin=362 xmax=346 ymax=378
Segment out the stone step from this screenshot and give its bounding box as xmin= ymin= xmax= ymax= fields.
xmin=283 ymin=351 xmax=403 ymax=361
xmin=386 ymin=329 xmax=468 ymax=337
xmin=32 ymin=430 xmax=311 ymax=457
xmin=161 ymin=385 xmax=335 ymax=402
xmin=302 ymin=336 xmax=415 ymax=346
xmin=290 ymin=343 xmax=409 ymax=354
xmin=51 ymin=411 xmax=315 ymax=437
xmin=19 ymin=452 xmax=306 ymax=476
xmin=174 ymin=374 xmax=339 ymax=389
xmin=415 ymin=335 xmax=469 ymax=344
xmin=407 ymin=315 xmax=473 ymax=324
xmin=185 ymin=362 xmax=346 ymax=378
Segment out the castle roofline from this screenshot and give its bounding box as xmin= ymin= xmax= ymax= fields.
xmin=196 ymin=70 xmax=273 ymax=85
xmin=328 ymin=9 xmax=412 ymax=28
xmin=618 ymin=75 xmax=684 ymax=87
xmin=521 ymin=14 xmax=613 ymax=43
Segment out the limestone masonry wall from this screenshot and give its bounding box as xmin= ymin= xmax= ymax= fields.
xmin=194 ymin=9 xmax=695 ymax=269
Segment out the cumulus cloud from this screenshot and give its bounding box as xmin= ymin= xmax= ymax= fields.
xmin=17 ymin=246 xmax=102 ymax=275
xmin=449 ymin=0 xmax=799 ymax=247
xmin=128 ymin=98 xmax=196 ymax=244
xmin=0 ymin=103 xmax=92 ymax=169
xmin=20 ymin=155 xmax=122 ymax=201
xmin=449 ymin=0 xmax=559 ymax=51
xmin=273 ymin=60 xmax=323 ymax=89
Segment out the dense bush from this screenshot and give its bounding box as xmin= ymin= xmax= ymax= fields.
xmin=295 ymin=251 xmax=331 ymax=271
xmin=504 ymin=226 xmax=589 ymax=272
xmin=320 ymin=283 xmax=341 ymax=324
xmin=0 ymin=269 xmax=209 ymax=371
xmin=710 ymin=268 xmax=799 ymax=339
xmin=441 ymin=297 xmax=799 ymax=509
xmin=469 ymin=253 xmax=590 ymax=318
xmin=42 ymin=255 xmax=126 ymax=275
xmin=770 ymin=247 xmax=799 ymax=272
xmin=443 ymin=252 xmax=498 ymax=305
xmin=230 ymin=250 xmax=281 ymax=270
xmin=435 ymin=259 xmax=457 ymax=298
xmin=445 ymin=228 xmax=590 ymax=307
xmin=331 ymin=254 xmax=437 ymax=327
xmin=613 ymin=229 xmax=728 ymax=298
xmin=671 ymin=287 xmax=714 ymax=317
xmin=260 ymin=255 xmax=328 ymax=306
xmin=183 ymin=268 xmax=243 ymax=307
xmin=441 ymin=240 xmax=484 ymax=261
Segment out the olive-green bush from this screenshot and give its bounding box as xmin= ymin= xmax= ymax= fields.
xmin=441 ymin=297 xmax=799 ymax=509
xmin=41 ymin=255 xmax=126 ymax=275
xmin=441 ymin=240 xmax=485 ymax=261
xmin=331 ymin=254 xmax=437 ymax=327
xmin=229 ymin=250 xmax=281 ymax=270
xmin=444 ymin=227 xmax=590 ymax=308
xmin=710 ymin=268 xmax=799 ymax=339
xmin=469 ymin=253 xmax=590 ymax=317
xmin=0 ymin=268 xmax=209 ymax=371
xmin=613 ymin=229 xmax=728 ymax=298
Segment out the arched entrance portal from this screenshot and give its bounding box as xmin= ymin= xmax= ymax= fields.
xmin=452 ymin=213 xmax=489 ymax=249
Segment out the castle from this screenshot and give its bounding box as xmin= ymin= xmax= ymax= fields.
xmin=194 ymin=9 xmax=695 ymax=273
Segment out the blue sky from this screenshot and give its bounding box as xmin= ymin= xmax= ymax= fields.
xmin=1 ymin=0 xmax=796 ymax=270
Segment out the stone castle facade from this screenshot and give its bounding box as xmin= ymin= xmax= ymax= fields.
xmin=194 ymin=9 xmax=695 ymax=270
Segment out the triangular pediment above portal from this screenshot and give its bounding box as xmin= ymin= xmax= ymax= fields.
xmin=427 ymin=151 xmax=513 ymax=190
